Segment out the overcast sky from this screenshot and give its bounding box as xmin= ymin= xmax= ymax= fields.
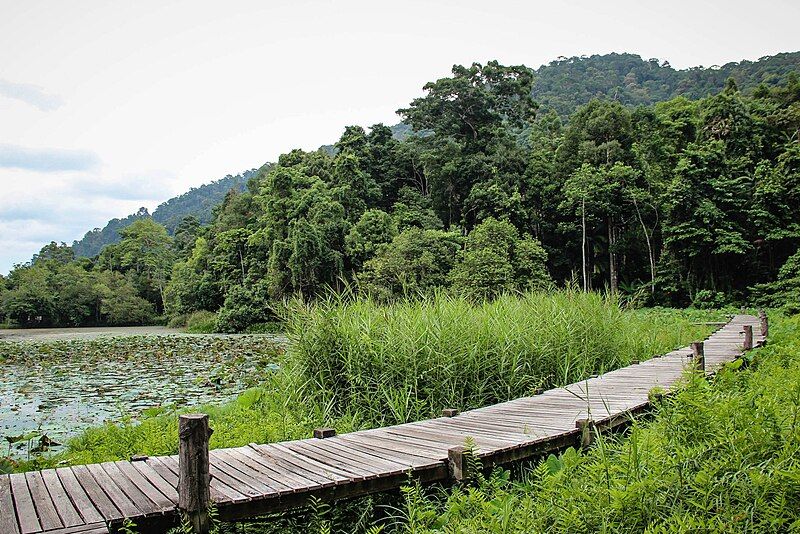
xmin=1 ymin=0 xmax=798 ymax=274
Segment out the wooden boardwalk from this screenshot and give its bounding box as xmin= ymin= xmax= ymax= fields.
xmin=0 ymin=315 xmax=765 ymax=533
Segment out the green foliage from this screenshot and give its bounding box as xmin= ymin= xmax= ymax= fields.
xmin=357 ymin=229 xmax=462 ymax=299
xmin=287 ymin=290 xmax=717 ymax=425
xmin=398 ymin=314 xmax=800 ymax=533
xmin=12 ymin=55 xmax=800 ymax=328
xmin=450 ymin=217 xmax=550 ymax=299
xmin=185 ymin=310 xmax=217 ymax=333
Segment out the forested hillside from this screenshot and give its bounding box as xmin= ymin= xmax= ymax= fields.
xmin=531 ymin=51 xmax=800 ymax=117
xmin=71 ymin=169 xmax=260 ymax=257
xmin=2 ymin=54 xmax=799 ymax=329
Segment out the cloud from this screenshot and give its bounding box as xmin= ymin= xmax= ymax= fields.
xmin=74 ymin=170 xmax=180 ymax=201
xmin=0 ymin=143 xmax=100 ymax=172
xmin=0 ymin=79 xmax=64 ymax=111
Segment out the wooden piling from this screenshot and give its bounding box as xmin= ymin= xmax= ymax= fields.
xmin=743 ymin=325 xmax=753 ymax=350
xmin=576 ymin=419 xmax=595 ymax=448
xmin=313 ymin=428 xmax=336 ymax=439
xmin=447 ymin=446 xmax=474 ymax=481
xmin=442 ymin=408 xmax=459 ymax=418
xmin=178 ymin=414 xmax=212 ymax=534
xmin=759 ymin=310 xmax=768 ymax=338
xmin=691 ymin=341 xmax=705 ymax=372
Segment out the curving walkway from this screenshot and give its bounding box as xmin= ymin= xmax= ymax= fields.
xmin=0 ymin=315 xmax=765 ymax=533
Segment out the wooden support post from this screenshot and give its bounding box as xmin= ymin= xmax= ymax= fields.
xmin=313 ymin=428 xmax=336 ymax=439
xmin=442 ymin=408 xmax=459 ymax=418
xmin=743 ymin=325 xmax=753 ymax=351
xmin=447 ymin=446 xmax=475 ymax=481
xmin=576 ymin=418 xmax=595 ymax=448
xmin=631 ymin=359 xmax=640 ymax=365
xmin=759 ymin=310 xmax=768 ymax=338
xmin=691 ymin=341 xmax=705 ymax=372
xmin=178 ymin=414 xmax=212 ymax=534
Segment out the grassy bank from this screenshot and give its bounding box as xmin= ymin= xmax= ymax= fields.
xmin=397 ymin=313 xmax=800 ymax=533
xmin=13 ymin=291 xmax=721 ymax=472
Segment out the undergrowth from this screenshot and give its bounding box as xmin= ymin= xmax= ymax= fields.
xmin=397 ymin=313 xmax=800 ymax=533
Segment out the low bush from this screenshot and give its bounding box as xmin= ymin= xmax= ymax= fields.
xmin=185 ymin=310 xmax=218 ymax=333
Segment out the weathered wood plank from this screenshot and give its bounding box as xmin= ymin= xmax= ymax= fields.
xmin=114 ymin=461 xmax=174 ymax=510
xmin=58 ymin=467 xmax=110 ymax=524
xmin=0 ymin=475 xmax=20 ymax=534
xmin=10 ymin=473 xmax=40 ymax=534
xmin=39 ymin=470 xmax=84 ymax=528
xmin=81 ymin=464 xmax=138 ymax=519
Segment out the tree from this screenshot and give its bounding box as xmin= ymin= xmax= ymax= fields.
xmin=358 ymin=228 xmax=462 ymax=299
xmin=345 ymin=209 xmax=397 ymax=270
xmin=450 ymin=218 xmax=550 ymax=300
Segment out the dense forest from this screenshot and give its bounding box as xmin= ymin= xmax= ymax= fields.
xmin=1 ymin=53 xmax=799 ymax=329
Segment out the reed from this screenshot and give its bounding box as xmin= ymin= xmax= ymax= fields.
xmin=287 ymin=289 xmax=716 ymax=425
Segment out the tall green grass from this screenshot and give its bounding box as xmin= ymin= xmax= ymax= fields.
xmin=287 ymin=290 xmax=717 ymax=425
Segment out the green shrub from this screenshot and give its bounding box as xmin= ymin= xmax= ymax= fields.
xmin=166 ymin=313 xmax=188 ymax=329
xmin=185 ymin=311 xmax=217 ymax=333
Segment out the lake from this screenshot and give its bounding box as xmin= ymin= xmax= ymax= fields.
xmin=0 ymin=328 xmax=285 ymax=460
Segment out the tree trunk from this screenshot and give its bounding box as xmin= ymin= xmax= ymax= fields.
xmin=608 ymin=219 xmax=618 ymax=296
xmin=581 ymin=199 xmax=588 ymax=292
xmin=631 ymin=197 xmax=656 ymax=294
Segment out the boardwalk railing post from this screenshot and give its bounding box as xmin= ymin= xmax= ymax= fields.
xmin=313 ymin=428 xmax=336 ymax=439
xmin=448 ymin=446 xmax=478 ymax=481
xmin=690 ymin=341 xmax=705 ymax=372
xmin=743 ymin=325 xmax=753 ymax=351
xmin=179 ymin=414 xmax=213 ymax=534
xmin=576 ymin=419 xmax=595 ymax=448
xmin=758 ymin=310 xmax=768 ymax=338
xmin=442 ymin=408 xmax=459 ymax=417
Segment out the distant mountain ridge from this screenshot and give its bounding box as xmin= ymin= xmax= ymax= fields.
xmin=69 ymin=51 xmax=800 ymax=258
xmin=530 ymin=51 xmax=800 ymax=117
xmin=71 ymin=169 xmax=260 ymax=257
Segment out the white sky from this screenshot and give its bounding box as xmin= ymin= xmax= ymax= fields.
xmin=1 ymin=0 xmax=798 ymax=274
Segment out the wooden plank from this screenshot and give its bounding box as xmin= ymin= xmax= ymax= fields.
xmin=255 ymin=444 xmax=354 ymax=486
xmin=338 ymin=433 xmax=445 ymax=462
xmin=207 ymin=461 xmax=261 ymax=502
xmin=159 ymin=454 xmax=245 ymax=504
xmin=152 ymin=456 xmax=225 ymax=504
xmin=81 ymin=464 xmax=138 ymax=519
xmin=210 ymin=451 xmax=278 ymax=495
xmin=39 ymin=470 xmax=83 ymax=528
xmin=241 ymin=445 xmax=332 ymax=490
xmin=56 ymin=467 xmax=107 ymax=523
xmin=283 ymin=440 xmax=380 ymax=478
xmin=335 ymin=435 xmax=438 ymax=468
xmin=130 ymin=461 xmax=178 ymax=505
xmin=309 ymin=439 xmax=414 ymax=474
xmin=274 ymin=442 xmax=373 ymax=481
xmin=0 ymin=475 xmax=20 ymax=534
xmin=10 ymin=473 xmax=40 ymax=534
xmin=97 ymin=462 xmax=157 ymax=516
xmin=56 ymin=468 xmax=105 ymax=524
xmin=48 ymin=523 xmax=109 ymax=534
xmin=215 ymin=449 xmax=297 ymax=493
xmin=114 ymin=461 xmax=174 ymax=510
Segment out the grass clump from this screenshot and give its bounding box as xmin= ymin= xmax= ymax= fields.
xmin=288 ymin=289 xmax=719 ymax=425
xmin=396 ymin=313 xmax=800 ymax=533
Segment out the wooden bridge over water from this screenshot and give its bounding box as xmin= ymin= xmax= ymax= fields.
xmin=0 ymin=314 xmax=767 ymax=533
